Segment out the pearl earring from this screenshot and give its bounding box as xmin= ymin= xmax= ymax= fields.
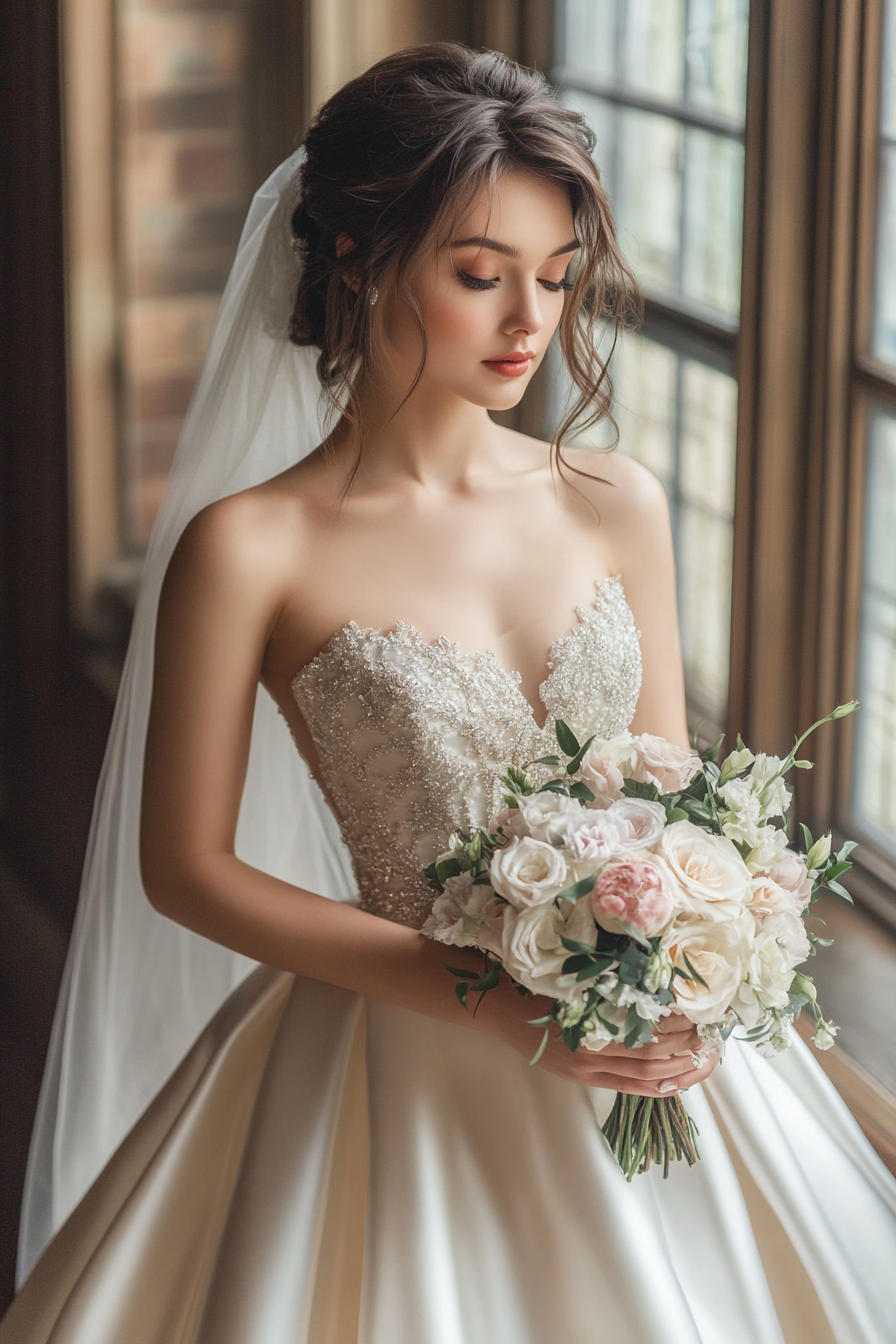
xmin=368 ymin=285 xmax=379 ymax=306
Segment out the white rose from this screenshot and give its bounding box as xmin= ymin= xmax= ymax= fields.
xmin=659 ymin=820 xmax=751 ymax=921
xmin=580 ymin=734 xmax=633 ymax=804
xmin=489 ymin=835 xmax=569 ymax=909
xmin=605 ymin=798 xmax=667 ymax=852
xmin=563 ymin=808 xmax=629 ymax=863
xmin=718 ymin=777 xmax=765 ymax=848
xmin=767 ymin=852 xmax=812 ymax=910
xmin=501 ymin=903 xmax=571 ymax=999
xmin=629 ymin=734 xmax=701 ymax=793
xmin=746 ymin=872 xmax=804 ymax=924
xmin=663 ymin=914 xmax=752 ymax=1024
xmin=488 ymin=806 xmax=529 ymax=839
xmin=421 ymin=871 xmax=493 ymax=947
xmin=517 ymin=791 xmax=583 ymax=844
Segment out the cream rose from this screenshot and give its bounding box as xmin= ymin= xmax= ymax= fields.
xmin=517 ymin=791 xmax=583 ymax=844
xmin=629 ymin=734 xmax=701 ymax=794
xmin=664 ymin=914 xmax=752 ymax=1024
xmin=579 ymin=734 xmax=633 ymax=805
xmin=767 ymin=853 xmax=812 ymax=910
xmin=659 ymin=820 xmax=751 ymax=921
xmin=605 ymin=798 xmax=667 ymax=852
xmin=746 ymin=872 xmax=805 ymax=925
xmin=489 ymin=836 xmax=568 ymax=908
xmin=501 ymin=903 xmax=571 ymax=1000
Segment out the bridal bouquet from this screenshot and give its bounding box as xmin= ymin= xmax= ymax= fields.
xmin=422 ymin=706 xmax=857 ymax=1180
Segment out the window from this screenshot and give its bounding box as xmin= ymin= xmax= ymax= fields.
xmin=552 ymin=0 xmax=749 ymax=733
xmin=853 ymin=0 xmax=896 ymax=861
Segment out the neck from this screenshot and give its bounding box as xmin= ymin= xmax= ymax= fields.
xmin=325 ymin=368 xmax=505 ymax=494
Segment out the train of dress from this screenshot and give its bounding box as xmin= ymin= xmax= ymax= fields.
xmin=3 ymin=962 xmax=896 ymax=1344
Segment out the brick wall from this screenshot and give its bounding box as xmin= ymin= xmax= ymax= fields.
xmin=119 ymin=0 xmax=251 ymax=544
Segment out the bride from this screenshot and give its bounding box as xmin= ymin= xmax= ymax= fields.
xmin=5 ymin=42 xmax=896 ymax=1344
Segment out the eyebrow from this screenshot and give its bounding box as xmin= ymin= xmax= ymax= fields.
xmin=449 ymin=235 xmax=580 ymax=260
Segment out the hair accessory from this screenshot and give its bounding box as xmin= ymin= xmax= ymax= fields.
xmin=290 ymin=237 xmax=302 ymax=257
xmin=368 ymin=285 xmax=379 ymax=306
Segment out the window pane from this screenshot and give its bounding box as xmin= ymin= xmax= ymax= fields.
xmin=119 ymin=0 xmax=251 ymax=547
xmin=620 ymin=0 xmax=686 ymax=104
xmin=685 ymin=0 xmax=749 ymax=120
xmin=562 ymin=0 xmax=618 ymax=85
xmin=614 ymin=108 xmax=685 ymax=294
xmin=873 ymin=144 xmax=896 ymax=363
xmin=853 ymin=406 xmax=896 ymax=855
xmin=681 ymin=128 xmax=744 ymax=314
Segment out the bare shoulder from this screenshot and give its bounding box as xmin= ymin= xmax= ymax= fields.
xmin=164 ymin=479 xmax=309 ymax=603
xmin=562 ymin=446 xmax=668 ymax=520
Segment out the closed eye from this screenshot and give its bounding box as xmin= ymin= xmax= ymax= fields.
xmin=456 ymin=270 xmax=574 ymax=293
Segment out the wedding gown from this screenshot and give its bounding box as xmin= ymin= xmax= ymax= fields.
xmin=5 ymin=576 xmax=896 ymax=1344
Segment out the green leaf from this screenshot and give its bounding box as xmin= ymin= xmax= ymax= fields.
xmin=674 ymin=951 xmax=709 ymax=989
xmin=618 ymin=942 xmax=649 ymax=985
xmin=667 ymin=806 xmax=689 ymax=823
xmin=562 ymin=952 xmax=597 ymax=973
xmin=566 ymin=734 xmax=596 ymax=775
xmin=445 ymin=964 xmax=478 ymax=978
xmin=824 ymin=879 xmax=854 ymax=902
xmin=531 ymin=755 xmax=563 ymax=767
xmin=569 ymin=780 xmax=596 ymax=803
xmin=824 ymin=860 xmax=852 ymax=882
xmin=435 ymin=857 xmax=461 ymax=885
xmin=800 ymin=822 xmax=814 ymax=853
xmin=837 ymin=839 xmax=858 ymax=861
xmin=555 ymin=720 xmax=581 ymax=757
xmin=538 ymin=779 xmax=570 ymax=794
xmin=469 ymin=968 xmax=500 ymax=993
xmin=560 ymin=931 xmax=599 ymax=955
xmin=555 ymin=873 xmax=597 ymax=905
xmin=527 ymin=1014 xmax=553 ymax=1027
xmin=454 ymin=981 xmax=468 ymax=1009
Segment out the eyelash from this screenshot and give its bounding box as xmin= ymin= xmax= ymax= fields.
xmin=456 ymin=270 xmax=574 ymax=293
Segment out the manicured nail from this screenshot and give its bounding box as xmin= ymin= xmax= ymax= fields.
xmin=659 ymin=1081 xmax=679 ymax=1094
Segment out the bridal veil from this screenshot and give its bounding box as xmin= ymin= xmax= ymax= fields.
xmin=17 ymin=150 xmax=357 ymax=1283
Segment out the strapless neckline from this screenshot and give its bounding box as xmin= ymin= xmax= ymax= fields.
xmin=292 ymin=573 xmax=624 ymax=732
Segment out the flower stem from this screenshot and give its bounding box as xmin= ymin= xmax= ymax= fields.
xmin=601 ymin=1093 xmax=700 ymax=1180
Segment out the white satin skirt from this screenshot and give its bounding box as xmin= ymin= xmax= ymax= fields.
xmin=4 ymin=964 xmax=896 ymax=1344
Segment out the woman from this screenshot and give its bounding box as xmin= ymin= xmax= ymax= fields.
xmin=6 ymin=44 xmax=896 ymax=1344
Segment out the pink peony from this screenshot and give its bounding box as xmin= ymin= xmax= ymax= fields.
xmin=591 ymin=858 xmax=676 ymax=938
xmin=629 ymin=734 xmax=701 ymax=794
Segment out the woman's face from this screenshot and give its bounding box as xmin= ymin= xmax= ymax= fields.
xmin=380 ymin=170 xmax=578 ymax=412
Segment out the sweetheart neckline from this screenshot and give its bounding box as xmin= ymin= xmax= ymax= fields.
xmin=291 ymin=574 xmax=629 ymax=732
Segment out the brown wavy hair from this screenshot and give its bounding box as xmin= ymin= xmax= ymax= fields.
xmin=289 ymin=42 xmax=640 ymax=473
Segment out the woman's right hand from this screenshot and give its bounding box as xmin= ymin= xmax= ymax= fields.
xmin=475 ymin=980 xmax=719 ymax=1097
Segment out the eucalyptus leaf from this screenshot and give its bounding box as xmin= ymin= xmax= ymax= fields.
xmin=560 ymin=931 xmax=599 ymax=954
xmin=556 ymin=874 xmax=597 ymax=905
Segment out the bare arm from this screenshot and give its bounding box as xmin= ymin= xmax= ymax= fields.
xmin=140 ymin=497 xmax=712 ymax=1094
xmin=605 ymin=458 xmax=690 ymax=748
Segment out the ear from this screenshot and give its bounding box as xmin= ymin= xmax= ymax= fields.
xmin=336 ymin=232 xmax=362 ymax=291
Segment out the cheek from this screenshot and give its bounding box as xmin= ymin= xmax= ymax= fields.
xmin=421 ymin=290 xmax=489 ymax=351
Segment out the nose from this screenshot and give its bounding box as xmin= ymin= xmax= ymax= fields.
xmin=501 ymin=279 xmax=545 ymax=339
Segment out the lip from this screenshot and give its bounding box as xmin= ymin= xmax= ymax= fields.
xmin=482 ymin=350 xmax=536 ymax=378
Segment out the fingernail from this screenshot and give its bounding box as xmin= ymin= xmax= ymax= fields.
xmin=659 ymin=1081 xmax=679 ymax=1095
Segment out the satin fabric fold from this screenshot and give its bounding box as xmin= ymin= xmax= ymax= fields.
xmin=5 ymin=969 xmax=896 ymax=1344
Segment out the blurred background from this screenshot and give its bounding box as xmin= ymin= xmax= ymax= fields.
xmin=2 ymin=0 xmax=896 ymax=1312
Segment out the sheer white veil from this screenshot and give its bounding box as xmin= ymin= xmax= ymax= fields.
xmin=17 ymin=149 xmax=357 ymax=1283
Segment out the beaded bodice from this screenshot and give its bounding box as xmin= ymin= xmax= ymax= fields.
xmin=291 ymin=577 xmax=642 ymax=928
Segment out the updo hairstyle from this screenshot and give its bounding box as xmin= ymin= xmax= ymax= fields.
xmin=289 ymin=42 xmax=639 ymax=459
